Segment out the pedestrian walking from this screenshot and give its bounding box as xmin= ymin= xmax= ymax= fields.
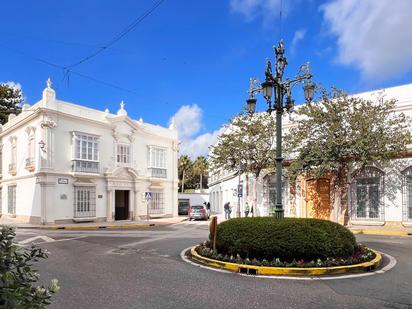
xmin=224 ymin=202 xmax=231 ymax=219
xmin=244 ymin=202 xmax=250 ymax=217
xmin=206 ymin=202 xmax=211 ymax=217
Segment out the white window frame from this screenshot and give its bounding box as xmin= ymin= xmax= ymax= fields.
xmin=8 ymin=185 xmax=16 ymax=215
xmin=10 ymin=137 xmax=17 ymax=166
xmin=117 ymin=144 xmax=131 ymax=165
xmin=73 ymin=186 xmax=96 ymax=218
xmin=147 ymin=146 xmax=167 ymax=169
xmin=72 ymin=132 xmax=99 ymax=162
xmin=149 ymin=190 xmax=164 ymax=215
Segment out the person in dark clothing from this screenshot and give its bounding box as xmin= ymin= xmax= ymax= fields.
xmin=224 ymin=202 xmax=231 ymax=219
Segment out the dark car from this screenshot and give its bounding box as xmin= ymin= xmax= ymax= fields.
xmin=178 ymin=199 xmax=190 ymax=215
xmin=188 ymin=205 xmax=209 ymax=221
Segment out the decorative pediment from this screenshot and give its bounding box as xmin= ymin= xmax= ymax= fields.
xmin=106 ymin=166 xmax=139 ymax=180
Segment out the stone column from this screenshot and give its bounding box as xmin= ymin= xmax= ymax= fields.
xmin=107 ymin=189 xmax=114 ymax=222
xmin=133 ymin=190 xmax=139 ymax=221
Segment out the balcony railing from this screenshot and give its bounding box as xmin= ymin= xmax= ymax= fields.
xmin=25 ymin=158 xmax=35 ymax=171
xmin=149 ymin=168 xmax=167 ymax=178
xmin=8 ymin=163 xmax=16 ymax=175
xmin=72 ymin=160 xmax=100 ymax=174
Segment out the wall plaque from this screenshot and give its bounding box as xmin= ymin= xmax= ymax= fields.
xmin=58 ymin=178 xmax=69 ymax=184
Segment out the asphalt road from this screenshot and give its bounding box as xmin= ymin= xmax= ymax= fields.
xmin=14 ymin=221 xmax=412 ymax=309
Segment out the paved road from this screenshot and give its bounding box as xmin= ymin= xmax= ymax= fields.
xmin=14 ymin=221 xmax=412 ymax=309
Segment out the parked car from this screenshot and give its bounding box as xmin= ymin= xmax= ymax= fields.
xmin=188 ymin=205 xmax=209 ymax=221
xmin=178 ymin=199 xmax=190 ymax=215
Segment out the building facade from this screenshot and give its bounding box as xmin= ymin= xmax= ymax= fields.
xmin=209 ymin=83 xmax=412 ymax=228
xmin=0 ymin=79 xmax=179 ymax=224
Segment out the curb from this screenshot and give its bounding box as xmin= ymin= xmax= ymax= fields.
xmin=350 ymin=229 xmax=412 ymax=236
xmin=15 ymin=223 xmax=155 ymax=230
xmin=190 ymin=246 xmax=382 ymax=276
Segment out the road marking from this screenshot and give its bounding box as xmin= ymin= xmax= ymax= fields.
xmin=19 ymin=235 xmax=55 ymax=244
xmin=180 ymin=247 xmax=397 ymax=281
xmin=18 ymin=235 xmax=87 ymax=245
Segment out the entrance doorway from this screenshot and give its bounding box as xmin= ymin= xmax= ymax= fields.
xmin=115 ymin=190 xmax=130 ymax=220
xmin=306 ymin=178 xmax=331 ymax=219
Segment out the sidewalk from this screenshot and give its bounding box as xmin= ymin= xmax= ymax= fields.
xmin=348 ymin=225 xmax=412 ymax=236
xmin=0 ymin=216 xmax=188 ymax=230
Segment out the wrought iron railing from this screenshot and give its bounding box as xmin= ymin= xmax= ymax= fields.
xmin=72 ymin=160 xmax=100 ymax=174
xmin=149 ymin=168 xmax=167 ymax=178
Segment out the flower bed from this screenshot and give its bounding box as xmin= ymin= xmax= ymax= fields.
xmin=196 ymin=241 xmax=376 ymax=268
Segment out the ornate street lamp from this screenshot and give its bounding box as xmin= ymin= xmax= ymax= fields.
xmin=246 ymin=41 xmax=315 ymax=219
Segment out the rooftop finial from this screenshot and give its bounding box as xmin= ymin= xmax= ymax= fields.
xmin=117 ymin=100 xmax=127 ymax=116
xmin=46 ymin=77 xmax=52 ymax=89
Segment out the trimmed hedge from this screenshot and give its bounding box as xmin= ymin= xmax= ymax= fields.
xmin=214 ymin=218 xmax=357 ymax=261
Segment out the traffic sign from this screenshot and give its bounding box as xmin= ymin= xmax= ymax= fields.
xmin=145 ymin=192 xmax=152 ymax=200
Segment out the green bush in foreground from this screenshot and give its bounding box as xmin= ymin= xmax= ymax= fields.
xmin=214 ymin=218 xmax=357 ymax=261
xmin=0 ymin=226 xmax=59 ymax=308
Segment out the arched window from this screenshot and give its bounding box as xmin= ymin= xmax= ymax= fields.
xmin=350 ymin=166 xmax=384 ymax=221
xmin=401 ymin=166 xmax=412 ymax=222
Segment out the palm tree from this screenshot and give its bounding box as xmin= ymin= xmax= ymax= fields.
xmin=193 ymin=156 xmax=208 ymax=190
xmin=178 ymin=155 xmax=192 ymax=193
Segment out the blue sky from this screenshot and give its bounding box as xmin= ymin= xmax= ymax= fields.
xmin=1 ymin=0 xmax=412 ymax=158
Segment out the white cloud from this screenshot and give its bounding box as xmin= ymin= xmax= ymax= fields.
xmin=290 ymin=29 xmax=306 ymax=55
xmin=169 ymin=104 xmax=223 ymax=159
xmin=230 ymin=0 xmax=293 ymax=24
xmin=321 ymin=0 xmax=412 ymax=81
xmin=171 ymin=104 xmax=202 ymax=140
xmin=179 ymin=128 xmax=225 ymax=159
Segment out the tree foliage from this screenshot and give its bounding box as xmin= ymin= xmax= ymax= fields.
xmin=0 ymin=83 xmax=23 ymax=125
xmin=209 ymin=112 xmax=276 ymax=178
xmin=0 ymin=226 xmax=59 ymax=308
xmin=285 ymin=87 xmax=412 ymax=222
xmin=286 ymin=87 xmax=411 ymax=178
xmin=193 ymin=156 xmax=208 ymax=190
xmin=178 ymin=155 xmax=209 ymax=192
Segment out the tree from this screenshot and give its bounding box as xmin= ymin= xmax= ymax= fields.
xmin=178 ymin=155 xmax=193 ymax=193
xmin=209 ymin=112 xmax=276 ymax=215
xmin=193 ymin=156 xmax=208 ymax=190
xmin=0 ymin=226 xmax=59 ymax=308
xmin=0 ymin=83 xmax=23 ymax=125
xmin=285 ymin=87 xmax=412 ymax=223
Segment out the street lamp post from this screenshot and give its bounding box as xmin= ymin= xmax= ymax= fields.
xmin=246 ymin=41 xmax=315 ymax=219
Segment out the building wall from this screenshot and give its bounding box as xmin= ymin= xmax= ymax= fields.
xmin=0 ymin=81 xmax=179 ymax=223
xmin=208 ymin=83 xmax=412 ymax=226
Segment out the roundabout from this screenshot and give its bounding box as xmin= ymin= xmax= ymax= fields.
xmin=182 ymin=245 xmax=397 ymax=280
xmin=188 ymin=245 xmax=383 ymax=276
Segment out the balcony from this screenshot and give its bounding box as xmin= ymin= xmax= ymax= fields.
xmin=149 ymin=167 xmax=167 ymax=178
xmin=25 ymin=158 xmax=35 ymax=172
xmin=72 ymin=160 xmax=100 ymax=174
xmin=8 ymin=163 xmax=16 ymax=176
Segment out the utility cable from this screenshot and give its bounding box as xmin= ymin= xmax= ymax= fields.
xmin=66 ymin=0 xmax=165 ymax=69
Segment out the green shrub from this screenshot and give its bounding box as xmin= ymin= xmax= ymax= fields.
xmin=0 ymin=226 xmax=59 ymax=308
xmin=214 ymin=218 xmax=356 ymax=261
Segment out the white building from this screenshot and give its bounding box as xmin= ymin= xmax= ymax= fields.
xmin=209 ymin=83 xmax=412 ymax=228
xmin=0 ymin=79 xmax=179 ymax=224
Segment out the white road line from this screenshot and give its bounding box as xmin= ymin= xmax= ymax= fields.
xmin=180 ymin=247 xmax=398 ymax=281
xmin=19 ymin=235 xmax=55 ymax=244
xmin=18 ymin=235 xmax=87 ymax=245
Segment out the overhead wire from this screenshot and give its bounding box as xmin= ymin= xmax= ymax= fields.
xmin=66 ymin=0 xmax=165 ymax=69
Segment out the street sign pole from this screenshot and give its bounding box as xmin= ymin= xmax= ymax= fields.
xmin=145 ymin=192 xmax=152 ymax=222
